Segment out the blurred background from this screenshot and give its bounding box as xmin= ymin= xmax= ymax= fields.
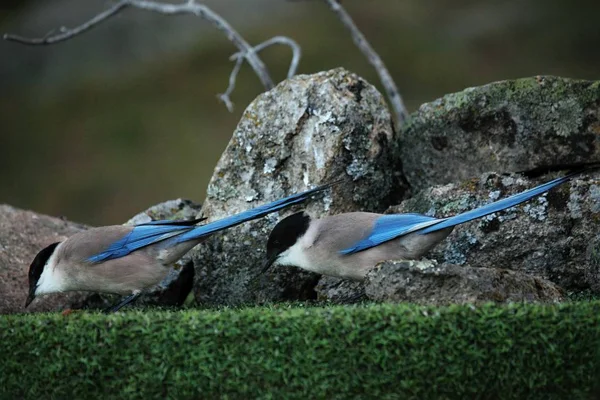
xmin=1 ymin=0 xmax=599 ymax=226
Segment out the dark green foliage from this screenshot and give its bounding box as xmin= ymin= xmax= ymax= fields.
xmin=2 ymin=302 xmax=600 ymax=399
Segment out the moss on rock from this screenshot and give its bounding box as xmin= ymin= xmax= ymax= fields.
xmin=400 ymin=76 xmax=600 ymax=191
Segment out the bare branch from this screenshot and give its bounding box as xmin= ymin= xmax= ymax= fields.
xmin=323 ymin=0 xmax=408 ymax=126
xmin=3 ymin=1 xmax=129 ymax=45
xmin=218 ymin=56 xmax=244 ymax=112
xmin=231 ymin=36 xmax=302 ymax=79
xmin=222 ymin=35 xmax=302 ymax=111
xmin=3 ymin=0 xmax=275 ymax=90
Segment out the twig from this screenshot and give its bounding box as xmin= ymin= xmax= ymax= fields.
xmin=3 ymin=0 xmax=275 ymax=91
xmin=323 ymin=0 xmax=408 ymax=126
xmin=231 ymin=36 xmax=301 ymax=79
xmin=220 ymin=35 xmax=302 ymax=110
xmin=218 ymin=56 xmax=244 ymax=112
xmin=3 ymin=1 xmax=129 ymax=45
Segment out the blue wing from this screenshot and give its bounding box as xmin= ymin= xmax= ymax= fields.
xmin=87 ymin=223 xmax=197 ymax=263
xmin=340 ymin=170 xmax=583 ymax=255
xmin=340 ymin=214 xmax=441 ymax=255
xmin=174 ymin=181 xmax=336 ymax=243
xmin=88 ymin=182 xmax=335 ymax=263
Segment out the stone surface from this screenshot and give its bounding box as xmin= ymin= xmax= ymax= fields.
xmin=314 ymin=276 xmax=366 ymax=304
xmin=0 ymin=199 xmax=201 ymax=314
xmin=8 ymin=72 xmax=599 ymax=311
xmin=192 ymin=68 xmax=407 ymax=306
xmin=0 ymin=204 xmax=89 ymax=314
xmin=126 ymin=198 xmax=202 ymax=226
xmin=400 ymin=76 xmax=600 ymax=191
xmin=365 ymin=260 xmax=565 ymax=305
xmin=388 ymin=170 xmax=600 ymax=295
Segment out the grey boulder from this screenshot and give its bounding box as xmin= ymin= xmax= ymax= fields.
xmin=192 ymin=68 xmax=407 ymax=306
xmin=364 ymin=260 xmax=565 ymax=305
xmin=400 ymin=76 xmax=600 ymax=191
xmin=314 ymin=276 xmax=366 ymax=304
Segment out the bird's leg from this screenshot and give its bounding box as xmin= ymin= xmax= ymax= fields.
xmin=104 ymin=291 xmax=142 ymax=313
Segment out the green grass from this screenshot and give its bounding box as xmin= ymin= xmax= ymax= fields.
xmin=2 ymin=301 xmax=600 ymax=399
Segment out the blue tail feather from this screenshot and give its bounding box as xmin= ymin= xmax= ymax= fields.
xmin=137 ymin=217 xmax=206 ymax=226
xmin=88 ymin=182 xmax=335 ymax=263
xmin=418 ymin=172 xmax=575 ymax=234
xmin=175 ymin=182 xmax=336 ymax=243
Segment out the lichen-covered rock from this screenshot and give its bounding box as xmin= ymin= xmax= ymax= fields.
xmin=192 ymin=68 xmax=407 ymax=306
xmin=126 ymin=198 xmax=202 ymax=225
xmin=365 ymin=260 xmax=565 ymax=305
xmin=388 ymin=170 xmax=600 ymax=294
xmin=0 ymin=204 xmax=89 ymax=314
xmin=400 ymin=76 xmax=600 ymax=191
xmin=314 ymin=276 xmax=365 ymax=304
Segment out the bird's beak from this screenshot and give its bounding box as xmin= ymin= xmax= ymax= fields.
xmin=25 ymin=292 xmax=35 ymax=308
xmin=261 ymin=256 xmax=277 ymax=274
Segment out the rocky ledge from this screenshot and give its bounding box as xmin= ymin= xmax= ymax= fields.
xmin=2 ymin=69 xmax=598 ymax=313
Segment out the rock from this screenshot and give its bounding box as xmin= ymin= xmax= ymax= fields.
xmin=314 ymin=276 xmax=366 ymax=304
xmin=126 ymin=198 xmax=202 ymax=225
xmin=364 ymin=260 xmax=565 ymax=305
xmin=387 ymin=170 xmax=600 ymax=294
xmin=0 ymin=204 xmax=89 ymax=314
xmin=192 ymin=68 xmax=407 ymax=306
xmin=400 ymin=76 xmax=600 ymax=191
xmin=0 ymin=199 xmax=201 ymax=314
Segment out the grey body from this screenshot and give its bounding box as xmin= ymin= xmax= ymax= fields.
xmin=37 ymin=225 xmax=203 ymax=296
xmin=266 ymin=168 xmax=600 ymax=281
xmin=275 ymin=212 xmax=453 ymax=280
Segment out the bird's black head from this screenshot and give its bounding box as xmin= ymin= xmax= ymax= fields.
xmin=25 ymin=242 xmax=59 ymax=307
xmin=266 ymin=211 xmax=311 ymax=260
xmin=262 ymin=211 xmax=311 ymax=273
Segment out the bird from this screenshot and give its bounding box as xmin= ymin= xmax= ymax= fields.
xmin=262 ymin=168 xmax=598 ymax=281
xmin=25 ymin=182 xmax=335 ymax=312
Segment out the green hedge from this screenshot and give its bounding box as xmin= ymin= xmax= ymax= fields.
xmin=2 ymin=302 xmax=600 ymax=399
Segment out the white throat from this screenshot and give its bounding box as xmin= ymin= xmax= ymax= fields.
xmin=272 ymin=221 xmax=323 ymax=274
xmin=274 ymin=240 xmax=312 ymax=271
xmin=35 ymin=242 xmax=67 ymax=295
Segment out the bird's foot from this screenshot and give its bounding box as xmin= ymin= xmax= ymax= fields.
xmin=103 ymin=291 xmax=141 ymax=313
